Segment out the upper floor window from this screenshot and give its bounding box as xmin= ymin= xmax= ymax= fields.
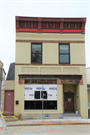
xmin=59 ymin=44 xmax=70 ymax=64
xmin=31 ymin=43 xmax=42 ymax=63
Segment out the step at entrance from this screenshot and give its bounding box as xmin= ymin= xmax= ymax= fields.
xmin=3 ymin=115 xmax=20 ymax=122
xmin=61 ymin=113 xmax=81 ymax=119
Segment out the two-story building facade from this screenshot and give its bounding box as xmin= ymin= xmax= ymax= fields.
xmin=2 ymin=16 xmax=88 ymax=119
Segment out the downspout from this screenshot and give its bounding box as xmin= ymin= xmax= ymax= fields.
xmin=0 ymin=68 xmax=2 ymax=110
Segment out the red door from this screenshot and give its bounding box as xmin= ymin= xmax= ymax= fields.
xmin=64 ymin=92 xmax=74 ymax=112
xmin=4 ymin=90 xmax=14 ymax=115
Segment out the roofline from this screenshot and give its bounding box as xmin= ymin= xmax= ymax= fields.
xmin=15 ymin=16 xmax=86 ymax=22
xmin=0 ymin=60 xmax=3 ymax=65
xmin=15 ymin=16 xmax=86 ymax=34
xmin=3 ymin=69 xmax=6 ymax=75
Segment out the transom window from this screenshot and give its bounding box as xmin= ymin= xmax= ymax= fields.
xmin=31 ymin=43 xmax=42 ymax=63
xmin=59 ymin=44 xmax=70 ymax=64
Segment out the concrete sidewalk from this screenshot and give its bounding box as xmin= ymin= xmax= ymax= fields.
xmin=6 ymin=119 xmax=90 ymax=126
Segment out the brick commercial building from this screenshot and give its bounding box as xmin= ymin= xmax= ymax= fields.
xmin=1 ymin=16 xmax=88 ymax=119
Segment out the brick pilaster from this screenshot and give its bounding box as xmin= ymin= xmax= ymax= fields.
xmin=79 ymin=77 xmax=83 ymax=85
xmin=57 ymin=79 xmax=62 ymax=85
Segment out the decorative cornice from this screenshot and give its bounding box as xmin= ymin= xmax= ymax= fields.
xmin=16 ymin=16 xmax=86 ymax=34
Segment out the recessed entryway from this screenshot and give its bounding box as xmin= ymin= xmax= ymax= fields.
xmin=63 ymin=84 xmax=80 ymax=114
xmin=64 ymin=92 xmax=74 ymax=112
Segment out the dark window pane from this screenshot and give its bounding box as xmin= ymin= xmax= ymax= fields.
xmin=24 ymin=101 xmax=35 ymax=109
xmin=31 ymin=44 xmax=42 ymax=64
xmin=68 ymin=95 xmax=71 ymax=98
xmin=44 ymin=101 xmax=57 ymax=109
xmin=36 ymin=101 xmax=42 ymax=109
xmin=32 ymin=44 xmax=41 ymax=53
xmin=44 ymin=101 xmax=47 ymax=109
xmin=35 ymin=91 xmax=40 ymax=99
xmin=60 ymin=55 xmax=69 ymax=63
xmin=32 ymin=54 xmax=41 ymax=63
xmin=24 ymin=101 xmax=57 ymax=110
xmin=60 ymin=45 xmax=69 ymax=53
xmin=41 ymin=91 xmax=47 ymax=99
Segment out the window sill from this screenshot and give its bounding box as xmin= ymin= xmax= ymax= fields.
xmin=31 ymin=63 xmax=42 ymax=65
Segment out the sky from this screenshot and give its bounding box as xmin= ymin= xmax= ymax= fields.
xmin=0 ymin=0 xmax=90 ymax=76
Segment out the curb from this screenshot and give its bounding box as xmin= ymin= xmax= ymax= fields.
xmin=6 ymin=122 xmax=90 ymax=127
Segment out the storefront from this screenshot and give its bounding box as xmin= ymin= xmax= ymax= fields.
xmin=24 ymin=84 xmax=57 ymax=110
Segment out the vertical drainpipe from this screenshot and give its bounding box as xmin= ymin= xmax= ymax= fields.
xmin=89 ymin=85 xmax=90 ymax=118
xmin=0 ymin=68 xmax=2 ymax=110
xmin=42 ymin=83 xmax=43 ymax=122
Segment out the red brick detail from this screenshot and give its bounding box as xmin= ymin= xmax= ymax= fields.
xmin=18 ymin=78 xmax=25 ymax=84
xmin=21 ymin=79 xmax=25 ymax=84
xmin=79 ymin=77 xmax=83 ymax=85
xmin=19 ymin=80 xmax=21 ymax=84
xmin=16 ymin=28 xmax=85 ymax=33
xmin=57 ymin=79 xmax=62 ymax=85
xmin=18 ymin=79 xmax=21 ymax=84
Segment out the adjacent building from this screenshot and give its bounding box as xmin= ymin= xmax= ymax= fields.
xmin=1 ymin=16 xmax=88 ymax=119
xmin=0 ymin=61 xmax=6 ymax=110
xmin=1 ymin=62 xmax=15 ymax=114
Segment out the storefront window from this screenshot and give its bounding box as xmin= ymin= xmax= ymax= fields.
xmin=44 ymin=101 xmax=57 ymax=109
xmin=24 ymin=101 xmax=57 ymax=110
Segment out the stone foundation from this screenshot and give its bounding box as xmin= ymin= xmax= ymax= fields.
xmin=20 ymin=113 xmax=61 ymax=120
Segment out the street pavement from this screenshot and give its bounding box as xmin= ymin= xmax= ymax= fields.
xmin=0 ymin=118 xmax=90 ymax=135
xmin=0 ymin=125 xmax=90 ymax=135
